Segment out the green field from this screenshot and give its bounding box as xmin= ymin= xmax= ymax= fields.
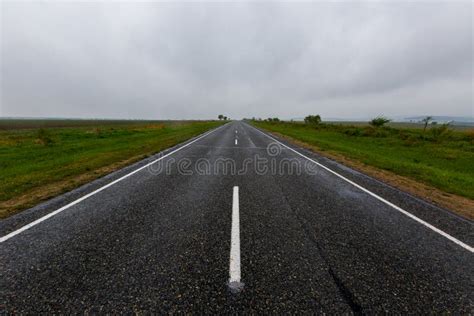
xmin=0 ymin=120 xmax=223 ymax=218
xmin=251 ymin=120 xmax=474 ymax=200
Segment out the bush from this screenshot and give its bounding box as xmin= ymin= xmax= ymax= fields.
xmin=430 ymin=124 xmax=451 ymax=141
xmin=361 ymin=126 xmax=389 ymax=137
xmin=370 ymin=116 xmax=391 ymax=127
xmin=304 ymin=115 xmax=321 ymax=125
xmin=36 ymin=128 xmax=54 ymax=146
xmin=398 ymin=131 xmax=410 ymax=140
xmin=343 ymin=128 xmax=362 ymax=136
xmin=465 ymin=129 xmax=474 ymax=142
xmin=93 ymin=127 xmax=105 ymax=138
xmin=403 ymin=135 xmax=420 ymax=147
xmin=362 ymin=127 xmax=376 ymax=137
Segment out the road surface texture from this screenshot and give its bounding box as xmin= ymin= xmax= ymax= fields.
xmin=1 ymin=121 xmax=473 ymax=313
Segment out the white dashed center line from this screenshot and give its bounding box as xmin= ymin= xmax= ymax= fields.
xmin=228 ymin=186 xmax=244 ymax=293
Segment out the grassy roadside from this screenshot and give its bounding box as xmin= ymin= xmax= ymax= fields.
xmin=251 ymin=121 xmax=474 ymax=219
xmin=0 ymin=120 xmax=224 ymax=218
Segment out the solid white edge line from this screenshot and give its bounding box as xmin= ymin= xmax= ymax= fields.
xmin=0 ymin=123 xmax=228 ymax=243
xmin=247 ymin=123 xmax=474 ymax=253
xmin=229 ymin=186 xmax=243 ymax=291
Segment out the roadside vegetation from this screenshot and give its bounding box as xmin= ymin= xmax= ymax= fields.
xmin=250 ymin=117 xmax=474 ymax=203
xmin=0 ymin=120 xmax=223 ymax=218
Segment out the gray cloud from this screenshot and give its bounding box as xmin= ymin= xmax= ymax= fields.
xmin=1 ymin=1 xmax=472 ymax=120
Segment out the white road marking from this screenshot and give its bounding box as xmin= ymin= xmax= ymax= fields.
xmin=228 ymin=186 xmax=244 ymax=292
xmin=235 ymin=130 xmax=238 ymax=134
xmin=0 ymin=124 xmax=228 ymax=243
xmin=235 ymin=138 xmax=238 ymax=145
xmin=248 ymin=124 xmax=474 ymax=253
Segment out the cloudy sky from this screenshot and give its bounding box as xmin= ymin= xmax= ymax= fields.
xmin=1 ymin=1 xmax=472 ymax=120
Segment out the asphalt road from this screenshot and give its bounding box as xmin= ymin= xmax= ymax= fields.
xmin=1 ymin=121 xmax=473 ymax=313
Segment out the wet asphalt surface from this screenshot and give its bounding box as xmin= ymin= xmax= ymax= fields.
xmin=1 ymin=121 xmax=473 ymax=313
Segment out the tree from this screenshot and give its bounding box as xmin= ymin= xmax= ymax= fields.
xmin=421 ymin=116 xmax=433 ymax=132
xmin=223 ymin=116 xmax=228 ymax=121
xmin=304 ymin=115 xmax=321 ymax=125
xmin=218 ymin=114 xmax=224 ymax=120
xmin=370 ymin=116 xmax=391 ymax=128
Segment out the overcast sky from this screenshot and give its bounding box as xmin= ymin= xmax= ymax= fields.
xmin=1 ymin=1 xmax=472 ymax=120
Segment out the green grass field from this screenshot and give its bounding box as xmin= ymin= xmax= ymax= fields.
xmin=251 ymin=120 xmax=474 ymax=200
xmin=0 ymin=120 xmax=223 ymax=218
